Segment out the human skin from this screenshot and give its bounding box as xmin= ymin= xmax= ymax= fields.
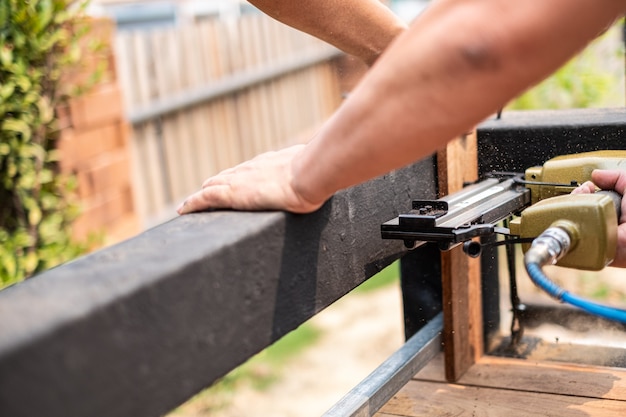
xmin=572 ymin=170 xmax=626 ymax=268
xmin=248 ymin=0 xmax=407 ymax=66
xmin=178 ymin=0 xmax=626 ymax=215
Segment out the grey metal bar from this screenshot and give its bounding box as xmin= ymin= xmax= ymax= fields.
xmin=323 ymin=313 xmax=443 ymax=417
xmin=128 ymin=47 xmax=342 ymax=125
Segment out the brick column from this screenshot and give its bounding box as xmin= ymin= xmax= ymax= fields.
xmin=57 ymin=18 xmax=139 ymax=246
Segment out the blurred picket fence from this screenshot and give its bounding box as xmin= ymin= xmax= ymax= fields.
xmin=115 ymin=13 xmax=344 ymax=226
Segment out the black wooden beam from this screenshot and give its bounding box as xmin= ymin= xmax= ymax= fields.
xmin=0 ymin=159 xmax=436 ymax=417
xmin=478 ymin=107 xmax=626 ymax=176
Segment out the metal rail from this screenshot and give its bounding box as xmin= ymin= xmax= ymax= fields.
xmin=323 ymin=313 xmax=443 ymax=417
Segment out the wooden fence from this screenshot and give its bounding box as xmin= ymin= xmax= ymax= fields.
xmin=115 ymin=13 xmax=345 ymax=226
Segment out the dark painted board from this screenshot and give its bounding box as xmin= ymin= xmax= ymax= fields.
xmin=477 ymin=107 xmax=626 ymax=175
xmin=0 ymin=158 xmax=436 ymax=417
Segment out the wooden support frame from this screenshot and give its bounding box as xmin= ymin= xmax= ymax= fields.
xmin=434 ymin=107 xmax=626 ymax=381
xmin=377 ymin=107 xmax=626 ymax=417
xmin=436 ymin=131 xmax=483 ymax=382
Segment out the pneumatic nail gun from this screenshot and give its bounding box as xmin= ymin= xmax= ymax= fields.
xmin=381 ymin=150 xmax=626 ymax=322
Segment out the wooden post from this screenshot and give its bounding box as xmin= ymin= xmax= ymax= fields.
xmin=437 ymin=131 xmax=483 ymax=382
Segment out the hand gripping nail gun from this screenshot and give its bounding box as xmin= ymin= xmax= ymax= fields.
xmin=381 ymin=150 xmax=626 ymax=322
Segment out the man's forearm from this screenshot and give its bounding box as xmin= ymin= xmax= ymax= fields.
xmin=248 ymin=0 xmax=407 ymax=65
xmin=292 ymin=0 xmax=626 ymax=205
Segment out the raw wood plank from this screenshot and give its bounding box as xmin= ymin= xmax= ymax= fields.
xmin=416 ymin=353 xmax=626 ymax=402
xmin=237 ymin=15 xmax=258 ymax=157
xmin=318 ymin=62 xmax=342 ymax=119
xmin=222 ymin=17 xmax=255 ymax=162
xmin=128 ymin=32 xmax=168 ymax=222
xmin=150 ymin=28 xmax=199 ymax=202
xmin=440 ymin=244 xmax=479 ymax=381
xmin=437 ymin=131 xmax=482 ymax=382
xmin=437 ymin=130 xmax=478 ymax=195
xmin=130 ymin=32 xmax=166 ymax=219
xmin=266 ymin=21 xmax=289 ymax=145
xmin=180 ymin=24 xmax=215 ymax=182
xmin=197 ymin=20 xmax=239 ymax=172
xmin=113 ymin=32 xmax=148 ymax=222
xmin=377 ymin=379 xmax=626 ymax=417
xmin=246 ymin=15 xmax=275 ymax=154
xmin=277 ymin=26 xmax=301 ymax=141
xmin=258 ymin=16 xmax=282 ymax=149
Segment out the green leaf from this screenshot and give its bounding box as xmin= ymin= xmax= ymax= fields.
xmin=0 ymin=82 xmax=15 ymax=100
xmin=14 ymin=75 xmax=32 ymax=92
xmin=19 ymin=170 xmax=37 ymax=189
xmin=12 ymin=31 xmax=27 ymax=50
xmin=28 ymin=205 xmax=42 ymax=226
xmin=0 ymin=2 xmax=8 ymax=30
xmin=37 ymin=96 xmax=54 ymax=124
xmin=2 ymin=118 xmax=32 ymax=141
xmin=7 ymin=160 xmax=17 ymax=178
xmin=0 ymin=45 xmax=13 ymax=67
xmin=35 ymin=0 xmax=54 ymax=34
xmin=39 ymin=168 xmax=53 ymax=184
xmin=22 ymin=142 xmax=46 ymax=160
xmin=2 ymin=253 xmax=17 ymax=282
xmin=46 ymin=149 xmax=61 ymax=162
xmin=39 ymin=192 xmax=57 ymax=210
xmin=24 ymin=251 xmax=39 ymax=275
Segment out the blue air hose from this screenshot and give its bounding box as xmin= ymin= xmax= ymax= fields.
xmin=523 ymin=190 xmax=626 ymax=323
xmin=525 ymin=261 xmax=626 ymax=324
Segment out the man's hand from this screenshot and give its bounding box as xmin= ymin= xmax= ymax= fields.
xmin=572 ymin=169 xmax=626 ymax=268
xmin=177 ymin=144 xmax=324 ymax=215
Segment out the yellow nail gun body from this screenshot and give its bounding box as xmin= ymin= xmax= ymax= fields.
xmin=511 ymin=150 xmax=626 ymax=270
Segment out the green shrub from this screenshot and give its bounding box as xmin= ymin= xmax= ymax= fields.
xmin=0 ymin=0 xmax=91 ymax=287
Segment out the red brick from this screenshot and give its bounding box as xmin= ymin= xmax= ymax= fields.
xmin=69 ymin=82 xmax=124 ymax=129
xmin=118 ymin=122 xmax=131 ymax=148
xmin=75 ymin=150 xmax=131 ymax=199
xmin=72 ymin=185 xmax=135 ymax=241
xmin=73 ymin=122 xmax=124 ymax=162
xmin=56 ymin=132 xmax=76 ymax=174
xmin=56 ymin=104 xmax=72 ymax=131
